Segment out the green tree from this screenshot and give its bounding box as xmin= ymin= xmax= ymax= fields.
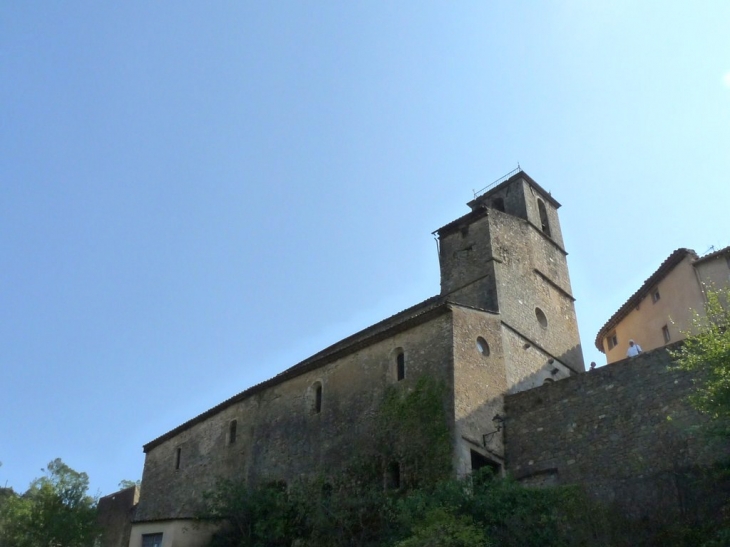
xmin=0 ymin=459 xmax=98 ymax=547
xmin=671 ymin=288 xmax=730 ymax=436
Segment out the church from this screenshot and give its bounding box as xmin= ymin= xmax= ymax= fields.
xmin=124 ymin=170 xmax=586 ymax=545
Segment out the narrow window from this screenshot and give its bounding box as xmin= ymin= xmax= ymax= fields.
xmin=535 ymin=307 xmax=548 ymax=328
xmin=315 ymin=384 xmax=322 ymax=413
xmin=607 ymin=332 xmax=618 ymax=350
xmin=308 ymin=382 xmax=323 ymax=414
xmin=175 ymin=448 xmax=181 ymax=470
xmin=229 ymin=420 xmax=237 ymax=445
xmin=652 ymin=288 xmax=661 ymax=303
xmin=142 ymin=533 xmax=164 ymax=547
xmin=537 ymin=198 xmax=551 ymax=236
xmin=492 ymin=197 xmax=505 ymax=212
xmin=662 ymin=325 xmax=671 ymax=343
xmin=386 ymin=462 xmax=401 ymax=489
xmin=396 ymin=351 xmax=405 ymax=381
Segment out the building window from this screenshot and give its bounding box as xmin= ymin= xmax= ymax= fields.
xmin=310 ymin=382 xmax=323 ymax=414
xmin=607 ymin=332 xmax=618 ymax=350
xmin=492 ymin=197 xmax=505 ymax=212
xmin=396 ymin=351 xmax=405 ymax=381
xmin=662 ymin=325 xmax=671 ymax=343
xmin=535 ymin=307 xmax=548 ymax=328
xmin=476 ymin=336 xmax=490 ymax=356
xmin=652 ymin=288 xmax=661 ymax=303
xmin=542 ymin=378 xmax=554 ymax=385
xmin=307 ymin=382 xmax=324 ymax=415
xmin=142 ymin=533 xmax=163 ymax=547
xmin=229 ymin=420 xmax=237 ymax=445
xmin=175 ymin=448 xmax=181 ymax=470
xmin=537 ymin=198 xmax=551 ymax=236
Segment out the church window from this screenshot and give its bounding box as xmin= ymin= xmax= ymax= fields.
xmin=535 ymin=307 xmax=548 ymax=328
xmin=652 ymin=288 xmax=661 ymax=303
xmin=386 ymin=461 xmax=401 ymax=489
xmin=175 ymin=448 xmax=181 ymax=470
xmin=537 ymin=198 xmax=551 ymax=236
xmin=662 ymin=325 xmax=671 ymax=343
xmin=396 ymin=350 xmax=405 ymax=381
xmin=476 ymin=336 xmax=490 ymax=356
xmin=492 ymin=197 xmax=505 ymax=212
xmin=142 ymin=533 xmax=163 ymax=547
xmin=229 ymin=420 xmax=237 ymax=445
xmin=313 ymin=383 xmax=323 ymax=413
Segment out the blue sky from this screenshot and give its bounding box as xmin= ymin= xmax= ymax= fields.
xmin=2 ymin=2 xmax=729 ymax=496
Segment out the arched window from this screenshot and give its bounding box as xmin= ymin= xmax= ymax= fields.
xmin=229 ymin=420 xmax=237 ymax=445
xmin=537 ymin=198 xmax=551 ymax=236
xmin=314 ymin=383 xmax=322 ymax=413
xmin=308 ymin=382 xmax=323 ymax=414
xmin=396 ymin=350 xmax=405 ymax=381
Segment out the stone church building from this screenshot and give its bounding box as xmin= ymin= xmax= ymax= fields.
xmin=124 ymin=170 xmax=585 ymax=546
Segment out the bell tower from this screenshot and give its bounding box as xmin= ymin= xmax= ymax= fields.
xmin=435 ymin=170 xmax=584 ymax=373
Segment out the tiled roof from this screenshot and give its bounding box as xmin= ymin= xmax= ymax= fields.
xmin=594 ymin=248 xmax=699 ymax=353
xmin=693 ymin=245 xmax=730 ymax=265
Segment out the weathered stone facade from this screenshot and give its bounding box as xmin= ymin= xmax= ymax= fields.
xmin=127 ymin=171 xmax=586 ymax=546
xmin=97 ymin=486 xmax=139 ymax=547
xmin=505 ymin=345 xmax=730 ymax=516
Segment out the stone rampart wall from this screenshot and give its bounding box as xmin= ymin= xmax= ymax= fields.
xmin=504 ymin=345 xmax=729 ymax=516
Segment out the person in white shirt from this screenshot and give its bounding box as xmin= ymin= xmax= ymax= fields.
xmin=626 ymin=339 xmax=642 ymax=358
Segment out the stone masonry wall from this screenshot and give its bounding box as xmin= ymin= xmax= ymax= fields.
xmin=134 ymin=312 xmax=456 ymax=522
xmin=505 ymin=346 xmax=730 ymax=516
xmin=451 ymin=306 xmax=506 ymax=472
xmin=490 ymin=211 xmax=583 ymax=372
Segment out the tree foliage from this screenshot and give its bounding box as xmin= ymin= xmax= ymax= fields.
xmin=671 ymin=288 xmax=730 ymax=435
xmin=0 ymin=459 xmax=98 ymax=547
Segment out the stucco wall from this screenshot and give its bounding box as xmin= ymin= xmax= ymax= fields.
xmin=127 ymin=520 xmax=218 ymax=547
xmin=603 ymin=257 xmax=705 ymax=363
xmin=504 ymin=346 xmax=730 ymax=516
xmin=695 ymin=253 xmax=730 ymax=293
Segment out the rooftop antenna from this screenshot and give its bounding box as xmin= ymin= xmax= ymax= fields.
xmin=704 ymin=245 xmax=716 ymax=255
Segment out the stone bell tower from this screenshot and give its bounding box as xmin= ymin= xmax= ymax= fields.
xmin=435 ymin=169 xmax=584 ymax=375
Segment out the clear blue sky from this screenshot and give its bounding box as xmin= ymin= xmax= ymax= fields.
xmin=2 ymin=2 xmax=729 ymax=496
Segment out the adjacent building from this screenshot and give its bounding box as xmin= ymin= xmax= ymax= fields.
xmin=595 ymin=246 xmax=730 ymax=364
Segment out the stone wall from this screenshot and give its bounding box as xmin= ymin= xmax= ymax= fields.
xmin=97 ymin=485 xmax=138 ymax=547
xmin=134 ymin=310 xmax=457 ymax=521
xmin=490 ymin=210 xmax=583 ymax=373
xmin=504 ymin=345 xmax=730 ymax=517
